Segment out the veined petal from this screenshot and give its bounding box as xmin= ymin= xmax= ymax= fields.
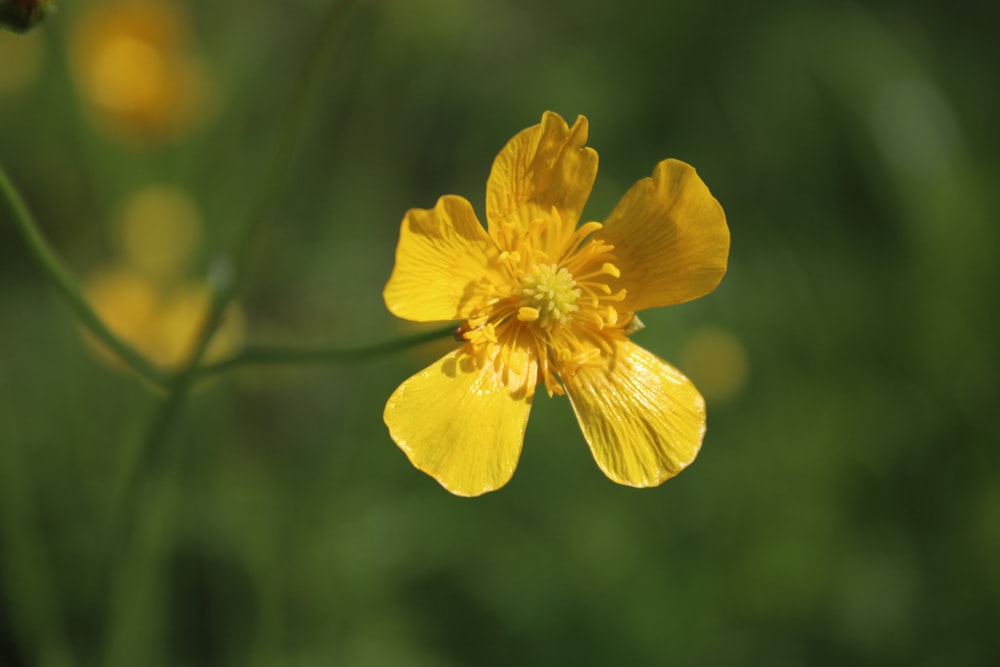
xmin=599 ymin=159 xmax=729 ymax=312
xmin=384 ymin=347 xmax=534 ymax=497
xmin=486 ymin=111 xmax=598 ymax=246
xmin=563 ymin=340 xmax=706 ymax=488
xmin=383 ymin=195 xmax=500 ymax=322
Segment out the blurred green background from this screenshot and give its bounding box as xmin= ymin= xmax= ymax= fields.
xmin=1 ymin=0 xmax=998 ymax=665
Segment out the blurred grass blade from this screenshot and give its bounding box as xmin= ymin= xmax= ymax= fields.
xmin=0 ymin=391 xmax=76 ymax=667
xmin=0 ymin=164 xmax=169 ymax=389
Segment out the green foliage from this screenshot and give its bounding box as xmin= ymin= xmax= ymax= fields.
xmin=1 ymin=0 xmax=998 ymax=665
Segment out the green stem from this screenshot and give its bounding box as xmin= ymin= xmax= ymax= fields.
xmin=232 ymin=0 xmax=356 ymax=270
xmin=110 ymin=0 xmax=360 ymax=518
xmin=0 ymin=165 xmax=169 ymax=389
xmin=101 ymin=373 xmax=190 ymax=667
xmin=102 ymin=2 xmax=359 ymax=662
xmin=161 ymin=0 xmax=360 ymax=391
xmin=194 ymin=323 xmax=458 ymax=379
xmin=0 ymin=390 xmax=76 ymax=667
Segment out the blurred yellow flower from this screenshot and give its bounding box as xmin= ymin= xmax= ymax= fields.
xmin=84 ymin=267 xmax=244 ymax=371
xmin=83 ymin=186 xmax=243 ymax=373
xmin=118 ymin=184 xmax=202 ymax=279
xmin=679 ymin=325 xmax=750 ymax=404
xmin=383 ymin=111 xmax=730 ymax=496
xmin=70 ymin=0 xmax=210 ymax=142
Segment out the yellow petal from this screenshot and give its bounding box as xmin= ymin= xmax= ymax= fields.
xmin=485 ymin=111 xmax=598 ymax=246
xmin=599 ymin=159 xmax=729 ymax=312
xmin=384 ymin=347 xmax=534 ymax=497
xmin=563 ymin=340 xmax=706 ymax=487
xmin=383 ymin=195 xmax=500 ymax=322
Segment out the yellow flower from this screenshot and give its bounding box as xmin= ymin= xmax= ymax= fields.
xmin=81 ymin=186 xmax=244 ymax=374
xmin=83 ymin=266 xmax=245 ymax=371
xmin=70 ymin=0 xmax=209 ymax=142
xmin=383 ymin=111 xmax=730 ymax=496
xmin=118 ymin=184 xmax=202 ymax=280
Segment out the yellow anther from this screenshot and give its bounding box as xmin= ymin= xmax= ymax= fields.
xmin=517 ymin=306 xmax=540 ymax=322
xmin=498 ymin=250 xmax=521 ymax=264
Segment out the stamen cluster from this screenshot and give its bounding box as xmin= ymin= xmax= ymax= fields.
xmin=460 ymin=216 xmax=629 ymax=396
xmin=517 ymin=264 xmax=580 ymax=327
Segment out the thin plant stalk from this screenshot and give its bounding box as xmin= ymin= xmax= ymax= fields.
xmin=195 ymin=324 xmax=458 ymax=379
xmin=0 ymin=165 xmax=168 ymax=390
xmin=101 ymin=2 xmax=358 ymax=663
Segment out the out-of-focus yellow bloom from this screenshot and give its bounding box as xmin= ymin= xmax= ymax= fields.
xmin=119 ymin=184 xmax=201 ymax=279
xmin=383 ymin=111 xmax=730 ymax=496
xmin=84 ymin=267 xmax=243 ymax=370
xmin=679 ymin=325 xmax=750 ymax=404
xmin=70 ymin=0 xmax=209 ymax=142
xmin=0 ymin=28 xmax=45 ymax=94
xmin=83 ymin=266 xmax=159 ymax=369
xmin=84 ymin=267 xmax=244 ymax=370
xmin=83 ymin=186 xmax=243 ymax=372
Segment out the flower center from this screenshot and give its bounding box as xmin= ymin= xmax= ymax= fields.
xmin=516 ymin=264 xmax=580 ymax=327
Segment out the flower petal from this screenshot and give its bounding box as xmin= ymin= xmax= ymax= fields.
xmin=486 ymin=111 xmax=598 ymax=246
xmin=599 ymin=159 xmax=729 ymax=312
xmin=563 ymin=340 xmax=706 ymax=487
xmin=383 ymin=195 xmax=500 ymax=322
xmin=384 ymin=347 xmax=534 ymax=497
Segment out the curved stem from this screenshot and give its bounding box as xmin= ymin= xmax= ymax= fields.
xmin=102 ymin=3 xmax=359 ymax=661
xmin=195 ymin=323 xmax=458 ymax=379
xmin=0 ymin=164 xmax=169 ymax=389
xmin=0 ymin=391 xmax=76 ymax=667
xmin=111 ymin=0 xmax=361 ymax=524
xmin=178 ymin=0 xmax=359 ymax=389
xmin=232 ymin=0 xmax=356 ymax=270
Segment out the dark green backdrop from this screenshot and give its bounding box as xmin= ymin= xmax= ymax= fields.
xmin=1 ymin=0 xmax=997 ymax=664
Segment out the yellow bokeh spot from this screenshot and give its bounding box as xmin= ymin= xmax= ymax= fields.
xmin=0 ymin=28 xmax=45 ymax=94
xmin=154 ymin=283 xmax=246 ymax=368
xmin=678 ymin=325 xmax=750 ymax=404
xmin=83 ymin=267 xmax=162 ymax=370
xmin=88 ymin=34 xmax=171 ymax=113
xmin=83 ymin=266 xmax=244 ymax=372
xmin=70 ymin=1 xmax=209 ymax=141
xmin=119 ymin=185 xmax=201 ymax=279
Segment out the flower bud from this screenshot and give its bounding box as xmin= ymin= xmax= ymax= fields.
xmin=0 ymin=0 xmax=54 ymax=33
